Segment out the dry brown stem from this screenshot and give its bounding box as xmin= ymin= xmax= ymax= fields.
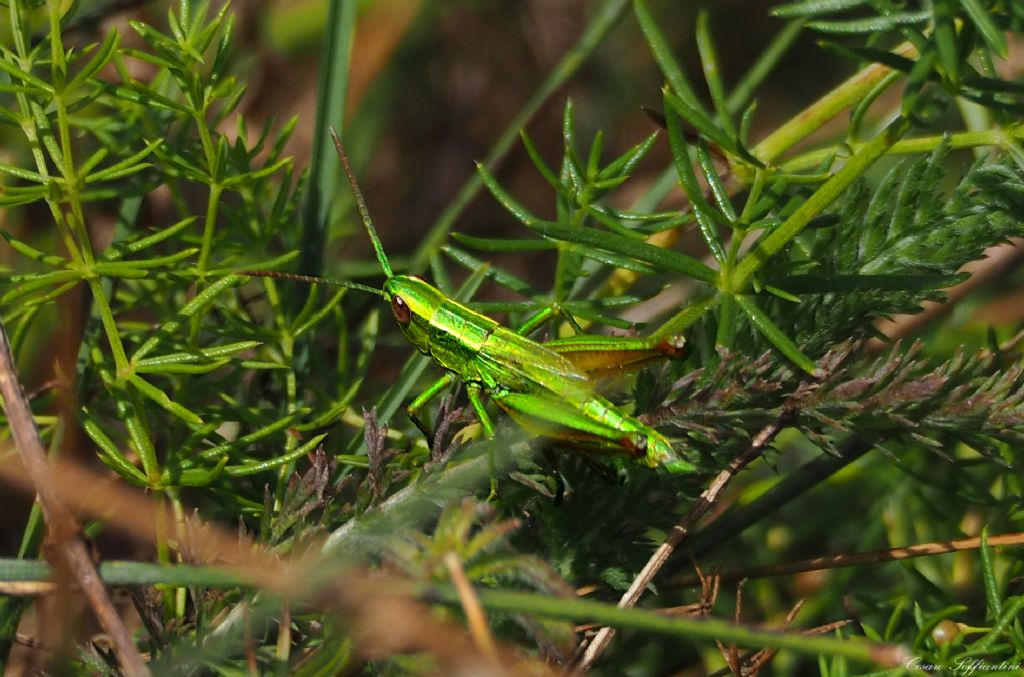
xmin=0 ymin=322 xmax=149 ymax=676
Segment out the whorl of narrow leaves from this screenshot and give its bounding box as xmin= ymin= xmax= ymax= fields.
xmin=802 ymin=343 xmax=1024 ymax=461
xmin=658 ymin=341 xmax=1023 ymax=464
xmin=855 ymin=152 xmax=1024 ymax=276
xmin=760 ymin=144 xmax=1024 ymax=351
xmin=842 ymin=141 xmax=1024 ymax=275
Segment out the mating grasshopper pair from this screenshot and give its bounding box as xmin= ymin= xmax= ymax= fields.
xmin=250 ymin=130 xmax=694 ymax=476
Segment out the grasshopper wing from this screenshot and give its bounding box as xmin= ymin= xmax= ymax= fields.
xmin=471 ymin=326 xmax=595 ymax=403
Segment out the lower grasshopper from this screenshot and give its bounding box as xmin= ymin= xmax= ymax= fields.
xmin=249 ymin=129 xmax=694 ymax=475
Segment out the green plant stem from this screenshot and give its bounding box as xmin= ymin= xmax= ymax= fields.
xmin=274 ymin=334 xmax=301 ymax=507
xmin=86 ymin=278 xmax=130 ymax=376
xmin=409 ymin=0 xmax=631 ymax=272
xmin=780 ymin=126 xmax=1024 ymax=174
xmin=301 ymin=0 xmax=357 ymax=278
xmin=0 ymin=556 xmax=908 ymax=666
xmin=46 ymin=1 xmax=66 ymax=74
xmin=426 ymin=585 xmax=909 ymax=667
xmin=123 ymin=386 xmax=160 ymax=483
xmin=752 ymin=41 xmax=917 ymax=163
xmin=197 ymin=183 xmax=223 ymax=276
xmin=43 ymin=2 xmax=92 ymax=266
xmin=45 ymin=1 xmax=132 ymax=379
xmin=19 ymin=115 xmax=79 ymax=264
xmin=972 ymin=596 xmax=1024 ymax=653
xmin=0 ymin=558 xmax=245 ymax=588
xmin=731 ymin=115 xmax=911 ymax=292
xmin=9 ymin=4 xmax=79 ymax=264
xmin=192 ymin=128 xmax=225 ymax=346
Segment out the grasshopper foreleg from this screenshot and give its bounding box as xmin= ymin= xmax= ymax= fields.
xmin=407 ymin=373 xmax=455 ymax=443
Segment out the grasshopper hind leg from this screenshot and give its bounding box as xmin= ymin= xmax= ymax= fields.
xmin=544 ymin=334 xmax=688 ymax=381
xmin=493 ymin=390 xmax=693 ymax=472
xmin=466 ymin=383 xmax=499 ymax=500
xmin=407 ymin=375 xmax=501 ymax=499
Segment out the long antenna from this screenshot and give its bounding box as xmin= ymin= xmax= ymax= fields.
xmin=329 ymin=126 xmax=393 ymax=278
xmin=239 ymin=270 xmax=384 ymax=297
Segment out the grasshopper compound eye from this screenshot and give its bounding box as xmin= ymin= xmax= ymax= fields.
xmin=391 ymin=295 xmax=412 ymax=325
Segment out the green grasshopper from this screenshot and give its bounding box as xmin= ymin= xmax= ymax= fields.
xmin=250 ymin=129 xmax=694 ymax=475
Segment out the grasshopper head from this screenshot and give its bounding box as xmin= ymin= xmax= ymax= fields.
xmin=383 ymin=275 xmax=446 ymax=356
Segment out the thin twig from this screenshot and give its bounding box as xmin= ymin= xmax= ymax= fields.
xmin=575 ymin=412 xmax=791 ymax=670
xmin=707 ymin=618 xmax=852 ymax=677
xmin=670 ymin=531 xmax=1024 ymax=588
xmin=444 ymin=552 xmax=500 ymax=663
xmin=0 ymin=321 xmax=149 ymax=675
xmin=717 ymin=579 xmax=747 ymax=674
xmin=720 ymin=593 xmax=798 ymax=676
